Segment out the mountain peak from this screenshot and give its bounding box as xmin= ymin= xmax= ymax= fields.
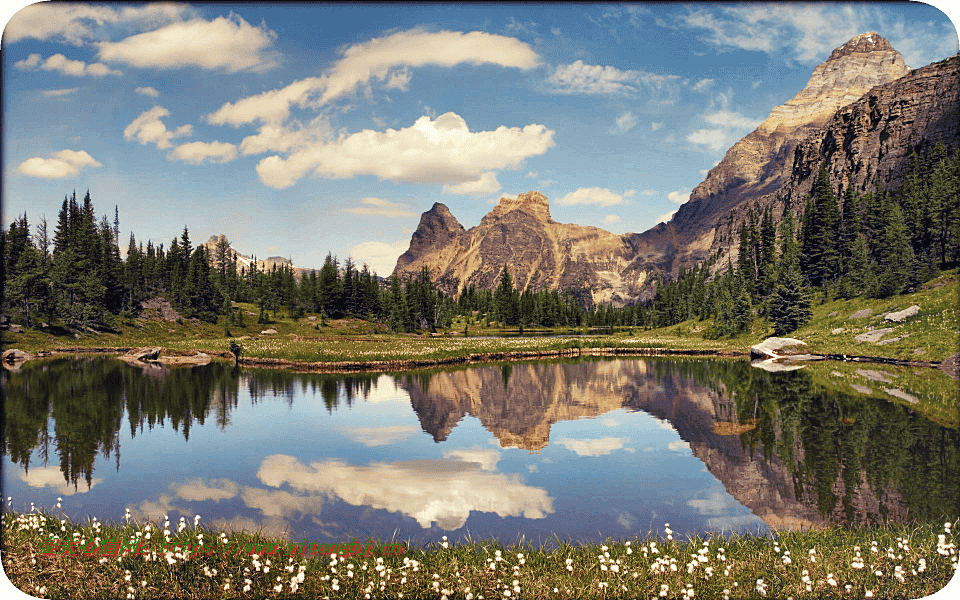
xmin=491 ymin=191 xmax=552 ymax=222
xmin=827 ymin=32 xmax=894 ymax=61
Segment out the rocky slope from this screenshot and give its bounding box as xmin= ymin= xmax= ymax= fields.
xmin=395 ymin=191 xmax=646 ymax=305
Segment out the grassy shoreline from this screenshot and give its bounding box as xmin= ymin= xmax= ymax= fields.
xmin=3 ymin=507 xmax=957 ymax=599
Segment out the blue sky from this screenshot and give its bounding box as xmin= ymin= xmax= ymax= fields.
xmin=3 ymin=2 xmax=958 ymax=275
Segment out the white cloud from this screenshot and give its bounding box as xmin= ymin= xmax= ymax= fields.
xmin=208 ymin=28 xmax=539 ymax=126
xmin=4 ymin=2 xmax=190 ymax=46
xmin=656 ymin=210 xmax=677 ymax=225
xmin=123 ymin=105 xmax=192 ymax=150
xmin=15 ymin=53 xmax=122 ymax=77
xmin=169 ymin=140 xmax=238 ymax=164
xmin=443 ymin=447 xmax=501 ymax=471
xmin=667 ymin=190 xmax=689 ymax=204
xmin=96 ymin=14 xmax=279 ymax=73
xmin=651 ymin=122 xmax=662 ymax=131
xmin=692 ymin=78 xmax=715 ymax=92
xmin=442 ymin=172 xmax=501 ymax=196
xmin=255 ymin=112 xmax=553 ymax=190
xmin=556 ymin=437 xmax=628 ymax=456
xmin=349 ymin=240 xmax=411 ymax=276
xmin=604 ymin=214 xmax=621 ymax=225
xmin=614 ymin=111 xmax=637 ymax=133
xmin=254 ymin=454 xmax=553 ymax=530
xmin=42 ymin=88 xmax=80 ymax=97
xmin=16 ymin=149 xmax=103 ymax=179
xmin=343 ymin=197 xmax=418 ymax=218
xmin=556 ymin=187 xmax=628 ymax=207
xmin=526 ymin=171 xmax=537 ymax=178
xmin=547 ymin=60 xmax=680 ymax=97
xmin=136 ymin=86 xmax=160 ymax=97
xmin=17 ymin=465 xmax=102 ymax=495
xmin=668 ymin=440 xmax=691 ymax=452
xmin=172 ymin=478 xmax=239 ymax=502
xmin=686 ymin=128 xmax=732 ymax=152
xmin=704 ymin=109 xmax=762 ymax=130
xmin=340 ymin=425 xmax=418 ymax=446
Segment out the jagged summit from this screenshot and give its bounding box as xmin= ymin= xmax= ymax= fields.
xmin=488 ymin=190 xmax=552 ymax=222
xmin=827 ymin=31 xmax=895 ymax=61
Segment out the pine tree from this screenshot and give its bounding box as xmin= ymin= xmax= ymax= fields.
xmin=769 ymin=211 xmax=812 ymax=335
xmin=873 ymin=200 xmax=916 ymax=297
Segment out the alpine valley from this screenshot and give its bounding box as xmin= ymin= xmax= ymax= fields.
xmin=393 ymin=33 xmax=960 ymax=305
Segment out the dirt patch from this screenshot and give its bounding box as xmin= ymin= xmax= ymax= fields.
xmin=140 ymin=298 xmax=183 ymax=322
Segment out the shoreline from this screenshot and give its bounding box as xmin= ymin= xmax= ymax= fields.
xmin=3 ymin=343 xmax=951 ymax=375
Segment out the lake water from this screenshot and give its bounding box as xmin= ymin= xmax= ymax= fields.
xmin=3 ymin=356 xmax=957 ymax=546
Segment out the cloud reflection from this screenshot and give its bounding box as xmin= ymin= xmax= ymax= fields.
xmin=256 ymin=454 xmax=553 ymax=529
xmin=18 ymin=466 xmax=103 ymax=495
xmin=556 ymin=437 xmax=629 ymax=456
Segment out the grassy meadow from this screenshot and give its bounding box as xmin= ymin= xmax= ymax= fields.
xmin=3 ymin=503 xmax=957 ymax=600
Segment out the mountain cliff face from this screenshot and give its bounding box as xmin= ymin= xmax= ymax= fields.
xmin=394 ymin=191 xmax=646 ymax=305
xmin=395 ymin=33 xmax=957 ymax=302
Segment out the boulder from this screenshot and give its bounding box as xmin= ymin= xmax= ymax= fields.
xmin=158 ymin=352 xmax=211 ymax=367
xmin=884 ymin=388 xmax=919 ymax=404
xmin=849 ymin=309 xmax=873 ymax=319
xmin=2 ymin=348 xmax=35 ymax=363
xmin=884 ymin=305 xmax=919 ymax=322
xmin=261 ymin=328 xmax=279 ymax=335
xmin=749 ymin=337 xmax=807 ymax=360
xmin=855 ymin=328 xmax=894 ymax=343
xmin=127 ymin=347 xmax=162 ymax=361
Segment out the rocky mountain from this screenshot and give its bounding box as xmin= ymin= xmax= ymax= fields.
xmin=395 ymin=191 xmax=647 ymax=304
xmin=202 ymin=234 xmax=308 ymax=275
xmin=395 ymin=33 xmax=958 ymax=303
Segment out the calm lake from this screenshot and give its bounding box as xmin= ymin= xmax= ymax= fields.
xmin=3 ymin=356 xmax=957 ymax=545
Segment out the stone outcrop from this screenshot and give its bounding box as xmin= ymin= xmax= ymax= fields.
xmin=394 ymin=191 xmax=646 ymax=305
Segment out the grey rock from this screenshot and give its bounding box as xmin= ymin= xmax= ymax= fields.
xmin=884 ymin=305 xmax=920 ymax=323
xmin=849 ymin=309 xmax=873 ymax=319
xmin=2 ymin=349 xmax=35 ymax=363
xmin=307 ymin=316 xmax=317 ymax=322
xmin=750 ymin=358 xmax=806 ymax=372
xmin=884 ymin=388 xmax=919 ymax=404
xmin=876 ymin=333 xmax=910 ymax=346
xmin=855 ymin=328 xmax=895 ymax=343
xmin=856 ymin=369 xmax=895 ymax=383
xmin=831 ymin=328 xmax=844 ymax=334
xmin=832 ymin=371 xmax=845 ymax=377
xmin=261 ymin=328 xmax=279 ymax=335
xmin=750 ymin=337 xmax=807 ymax=360
xmin=122 ymin=347 xmax=162 ymax=361
xmin=828 ymin=311 xmax=839 ymax=317
xmin=8 ymin=324 xmax=23 ymax=333
xmin=851 ymin=384 xmax=873 ymax=394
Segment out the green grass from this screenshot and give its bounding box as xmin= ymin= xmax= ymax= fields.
xmin=3 ymin=505 xmax=957 ymax=599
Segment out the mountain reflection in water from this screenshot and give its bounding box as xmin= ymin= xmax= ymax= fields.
xmin=3 ymin=356 xmax=957 ymax=543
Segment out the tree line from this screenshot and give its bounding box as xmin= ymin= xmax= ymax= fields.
xmin=3 ymin=142 xmax=957 ymax=337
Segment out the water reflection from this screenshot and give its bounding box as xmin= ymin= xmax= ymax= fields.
xmin=2 ymin=356 xmax=957 ymax=543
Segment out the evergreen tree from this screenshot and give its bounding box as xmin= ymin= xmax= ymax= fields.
xmin=873 ymin=200 xmax=916 ymax=297
xmin=800 ymin=166 xmax=841 ymax=288
xmin=769 ymin=211 xmax=812 ymax=335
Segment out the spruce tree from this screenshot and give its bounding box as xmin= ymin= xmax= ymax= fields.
xmin=769 ymin=210 xmax=812 ymax=335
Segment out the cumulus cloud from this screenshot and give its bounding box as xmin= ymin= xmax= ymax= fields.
xmin=349 ymin=240 xmax=411 ymax=276
xmin=547 ymin=60 xmax=680 ymax=97
xmin=123 ymin=105 xmax=192 ymax=150
xmin=668 ymin=190 xmax=689 ymax=204
xmin=136 ymin=86 xmax=160 ymax=97
xmin=172 ymin=478 xmax=239 ymax=502
xmin=692 ymin=78 xmax=715 ymax=92
xmin=604 ymin=214 xmax=621 ymax=225
xmin=556 ymin=437 xmax=628 ymax=456
xmin=442 ymin=171 xmax=501 ymax=196
xmin=254 ymin=454 xmax=553 ymax=530
xmin=4 ymin=2 xmax=190 ymax=46
xmin=16 ymin=149 xmax=103 ymax=179
xmin=556 ymin=187 xmax=631 ymax=207
xmin=668 ymin=440 xmax=691 ymax=452
xmin=17 ymin=465 xmax=102 ymax=495
xmin=208 ymin=28 xmax=539 ymax=126
xmin=613 ymin=111 xmax=637 ymax=133
xmin=443 ymin=448 xmax=501 ymax=471
xmin=15 ymin=53 xmax=122 ymax=77
xmin=656 ymin=210 xmax=677 ymax=225
xmin=255 ymin=112 xmax=553 ymax=190
xmin=343 ymin=197 xmax=418 ymax=218
xmin=169 ymin=140 xmax=238 ymax=164
xmin=96 ymin=14 xmax=279 ymax=73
